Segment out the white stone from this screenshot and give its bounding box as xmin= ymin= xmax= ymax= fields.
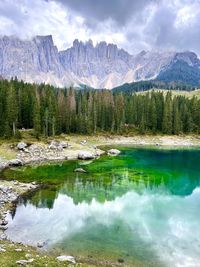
xmin=16 ymin=259 xmax=34 ymax=265
xmin=8 ymin=159 xmax=23 ymax=167
xmin=74 ymin=168 xmax=87 ymax=173
xmin=78 ymin=151 xmax=95 ymax=160
xmin=56 ymin=255 xmax=76 ymax=264
xmin=107 ymin=149 xmax=121 ymax=155
xmin=17 ymin=142 xmax=27 ymax=150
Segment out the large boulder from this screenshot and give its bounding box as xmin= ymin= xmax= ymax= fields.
xmin=49 ymin=140 xmax=60 ymax=150
xmin=107 ymin=149 xmax=120 ymax=156
xmin=17 ymin=142 xmax=27 ymax=150
xmin=78 ymin=151 xmax=95 ymax=160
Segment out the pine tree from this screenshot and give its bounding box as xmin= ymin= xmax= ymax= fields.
xmin=162 ymin=92 xmax=173 ymax=134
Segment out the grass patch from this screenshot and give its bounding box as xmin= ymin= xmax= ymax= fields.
xmin=0 ymin=240 xmax=93 ymax=267
xmin=0 ymin=144 xmax=17 ymax=160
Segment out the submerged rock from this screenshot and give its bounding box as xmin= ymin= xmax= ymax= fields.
xmin=74 ymin=168 xmax=87 ymax=173
xmin=37 ymin=241 xmax=45 ymax=248
xmin=78 ymin=151 xmax=95 ymax=160
xmin=107 ymin=149 xmax=120 ymax=156
xmin=56 ymin=255 xmax=76 ymax=264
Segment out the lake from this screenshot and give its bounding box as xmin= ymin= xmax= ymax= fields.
xmin=3 ymin=146 xmax=200 ymax=266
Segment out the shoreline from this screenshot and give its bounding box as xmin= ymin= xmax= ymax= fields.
xmin=0 ymin=134 xmax=200 ymax=173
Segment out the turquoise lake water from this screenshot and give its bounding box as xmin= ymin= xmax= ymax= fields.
xmin=3 ymin=146 xmax=200 ymax=266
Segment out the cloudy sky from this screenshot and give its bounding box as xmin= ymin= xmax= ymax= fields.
xmin=0 ymin=0 xmax=200 ymax=55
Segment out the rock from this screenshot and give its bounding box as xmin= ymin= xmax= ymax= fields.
xmin=16 ymin=259 xmax=34 ymax=265
xmin=107 ymin=149 xmax=120 ymax=156
xmin=0 ymin=247 xmax=6 ymax=252
xmin=17 ymin=142 xmax=27 ymax=150
xmin=15 ymin=248 xmax=23 ymax=252
xmin=28 ymin=144 xmax=42 ymax=152
xmin=80 ymin=140 xmax=87 ymax=145
xmin=8 ymin=159 xmax=23 ymax=167
xmin=0 ymin=233 xmax=7 ymax=240
xmin=56 ymin=255 xmax=76 ymax=264
xmin=49 ymin=140 xmax=60 ymax=150
xmin=0 ymin=220 xmax=8 ymax=226
xmin=37 ymin=241 xmax=45 ymax=248
xmin=0 ymin=225 xmax=8 ymax=230
xmin=78 ymin=151 xmax=95 ymax=160
xmin=74 ymin=168 xmax=87 ymax=173
xmin=0 ymin=185 xmax=9 ymax=193
xmin=60 ymin=141 xmax=68 ymax=148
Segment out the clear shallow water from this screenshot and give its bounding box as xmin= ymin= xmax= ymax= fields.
xmin=3 ymin=147 xmax=200 ymax=266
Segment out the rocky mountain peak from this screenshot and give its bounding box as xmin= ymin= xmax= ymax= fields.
xmin=0 ymin=35 xmax=199 ymax=89
xmin=174 ymin=51 xmax=200 ymax=67
xmin=34 ymin=35 xmax=54 ymax=45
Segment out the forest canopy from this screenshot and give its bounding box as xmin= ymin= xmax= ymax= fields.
xmin=0 ymin=79 xmax=199 ymax=138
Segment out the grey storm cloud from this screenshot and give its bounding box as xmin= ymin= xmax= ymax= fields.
xmin=0 ymin=0 xmax=200 ymax=56
xmin=54 ymin=0 xmax=158 ymax=25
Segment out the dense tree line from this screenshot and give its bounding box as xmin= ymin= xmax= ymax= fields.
xmin=0 ymin=78 xmax=199 ymax=138
xmin=112 ymin=80 xmax=196 ymax=94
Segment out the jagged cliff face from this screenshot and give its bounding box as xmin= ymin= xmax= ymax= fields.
xmin=0 ymin=35 xmax=200 ymax=89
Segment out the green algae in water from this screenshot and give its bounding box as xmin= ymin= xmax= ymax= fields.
xmin=3 ymin=147 xmax=200 ymax=266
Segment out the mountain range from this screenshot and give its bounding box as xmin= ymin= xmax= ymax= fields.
xmin=0 ymin=35 xmax=200 ymax=89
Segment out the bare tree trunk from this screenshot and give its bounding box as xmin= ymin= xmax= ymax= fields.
xmin=12 ymin=121 xmax=16 ymax=136
xmin=45 ymin=109 xmax=49 ymax=137
xmin=52 ymin=116 xmax=55 ymax=137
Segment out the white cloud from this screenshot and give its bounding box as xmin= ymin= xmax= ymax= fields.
xmin=0 ymin=0 xmax=199 ymax=55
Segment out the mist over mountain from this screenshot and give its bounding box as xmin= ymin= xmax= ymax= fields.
xmin=0 ymin=35 xmax=200 ymax=89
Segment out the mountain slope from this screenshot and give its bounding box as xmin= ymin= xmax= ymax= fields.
xmin=157 ymin=60 xmax=200 ymax=86
xmin=0 ymin=35 xmax=200 ymax=89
